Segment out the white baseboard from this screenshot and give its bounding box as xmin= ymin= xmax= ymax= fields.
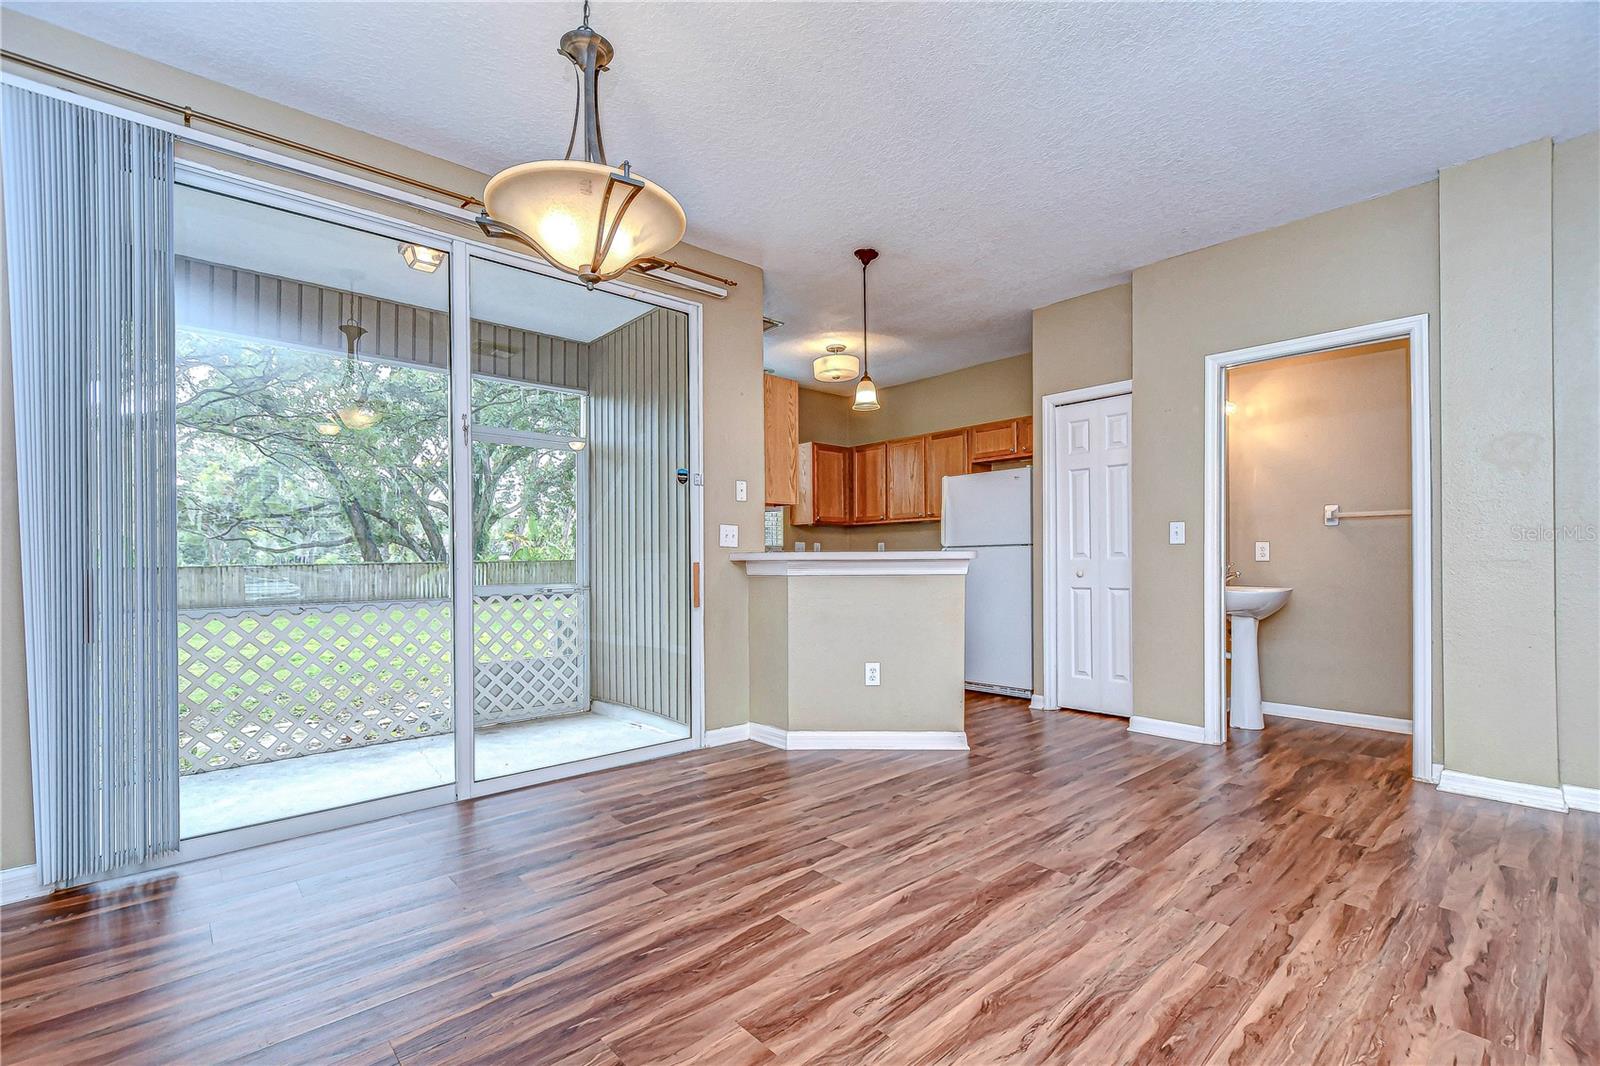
xmin=1127 ymin=716 xmax=1211 ymax=744
xmin=745 ymin=724 xmax=969 ymax=751
xmin=749 ymin=722 xmax=789 ymax=748
xmin=1262 ymin=702 xmax=1412 ymax=735
xmin=1 ymin=863 xmax=47 ymax=905
xmin=702 ymin=723 xmax=751 ymax=747
xmin=1563 ymin=784 xmax=1600 ymax=813
xmin=1437 ymin=770 xmax=1568 ymax=812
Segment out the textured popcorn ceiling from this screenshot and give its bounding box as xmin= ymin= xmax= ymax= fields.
xmin=13 ymin=2 xmax=1598 ymax=388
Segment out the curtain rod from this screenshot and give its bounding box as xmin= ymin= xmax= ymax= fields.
xmin=0 ymin=49 xmax=485 ymax=208
xmin=0 ymin=50 xmax=738 ymax=293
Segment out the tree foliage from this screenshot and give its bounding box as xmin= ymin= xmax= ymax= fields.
xmin=176 ymin=328 xmax=579 ymax=567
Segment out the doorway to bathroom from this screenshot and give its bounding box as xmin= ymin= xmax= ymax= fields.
xmin=1202 ymin=317 xmax=1435 ymax=781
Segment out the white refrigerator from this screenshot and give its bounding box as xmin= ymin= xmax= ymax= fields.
xmin=941 ymin=468 xmax=1033 ymax=697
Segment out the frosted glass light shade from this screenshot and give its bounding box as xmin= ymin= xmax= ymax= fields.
xmin=399 ymin=243 xmax=445 ymax=273
xmin=813 ymin=352 xmax=861 ymax=382
xmin=852 ymin=374 xmax=880 ymax=411
xmin=484 ymin=160 xmax=686 ymax=281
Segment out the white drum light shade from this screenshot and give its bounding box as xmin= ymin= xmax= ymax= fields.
xmin=812 ymin=352 xmax=861 ymax=382
xmin=484 ymin=160 xmax=686 ymax=282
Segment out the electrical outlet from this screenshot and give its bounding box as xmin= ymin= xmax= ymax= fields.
xmin=794 ymin=541 xmax=806 ymax=552
xmin=864 ymin=662 xmax=881 ymax=686
xmin=735 ymin=480 xmax=747 ymax=502
xmin=719 ymin=524 xmax=738 ymax=548
xmin=1254 ymin=541 xmax=1270 ymax=562
xmin=1169 ymin=521 xmax=1186 ymax=545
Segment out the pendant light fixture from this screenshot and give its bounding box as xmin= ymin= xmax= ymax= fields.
xmin=333 ymin=295 xmax=381 ymax=431
xmin=475 ymin=2 xmax=687 ymax=288
xmin=851 ymin=248 xmax=881 ymax=412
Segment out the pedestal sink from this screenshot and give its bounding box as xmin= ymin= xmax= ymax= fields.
xmin=1225 ymin=585 xmax=1292 ymax=730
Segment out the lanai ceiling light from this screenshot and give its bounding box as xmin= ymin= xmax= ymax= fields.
xmin=851 ymin=248 xmax=881 ymax=412
xmin=476 ymin=2 xmax=687 ymax=288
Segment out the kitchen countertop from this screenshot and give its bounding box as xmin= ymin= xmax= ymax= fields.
xmin=730 ymin=551 xmax=975 ymax=576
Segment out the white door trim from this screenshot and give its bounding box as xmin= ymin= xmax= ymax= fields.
xmin=1039 ymin=379 xmax=1134 ymax=711
xmin=1202 ymin=315 xmax=1434 ymax=780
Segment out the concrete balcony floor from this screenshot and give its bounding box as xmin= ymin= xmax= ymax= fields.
xmin=180 ymin=711 xmax=691 ymax=838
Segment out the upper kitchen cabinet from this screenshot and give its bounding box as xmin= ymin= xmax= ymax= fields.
xmin=851 ymin=442 xmax=888 ymax=523
xmin=796 ymin=442 xmax=850 ymax=525
xmin=762 ymin=374 xmax=799 ymax=505
xmin=969 ymin=416 xmax=1033 ymax=464
xmin=924 ymin=428 xmax=969 ymax=519
xmin=885 ymin=436 xmax=927 ymax=520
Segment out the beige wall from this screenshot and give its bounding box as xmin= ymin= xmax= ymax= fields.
xmin=1227 ymin=341 xmax=1411 ymax=719
xmin=1128 ymin=182 xmax=1443 ymax=733
xmin=1553 ymin=133 xmax=1599 ymax=791
xmin=747 ymin=573 xmax=967 ymax=733
xmin=1440 ymin=141 xmax=1559 ymax=787
xmin=0 ymin=151 xmax=34 ymax=872
xmin=787 ymin=352 xmax=1033 ymax=551
xmin=0 ymin=13 xmax=765 ymax=869
xmin=1030 ymin=284 xmax=1134 ymax=696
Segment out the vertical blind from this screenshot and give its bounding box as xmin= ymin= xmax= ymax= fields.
xmin=3 ymin=86 xmax=180 ymax=884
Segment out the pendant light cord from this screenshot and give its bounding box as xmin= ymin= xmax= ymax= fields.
xmin=861 ymin=256 xmax=869 ymax=377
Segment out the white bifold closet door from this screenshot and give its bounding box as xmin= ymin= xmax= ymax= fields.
xmin=1052 ymin=393 xmax=1134 ymax=716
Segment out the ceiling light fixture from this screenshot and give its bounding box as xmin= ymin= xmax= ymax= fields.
xmin=852 ymin=248 xmax=880 ymax=412
xmin=812 ymin=342 xmax=860 ymax=383
xmin=399 ymin=242 xmax=445 ymax=273
xmin=475 ymin=1 xmax=686 ymax=288
xmin=333 ymin=298 xmax=382 ymax=431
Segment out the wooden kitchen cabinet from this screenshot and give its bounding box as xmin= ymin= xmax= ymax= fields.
xmin=924 ymin=429 xmax=969 ymax=519
xmin=969 ymin=416 xmax=1033 ymax=463
xmin=885 ymin=436 xmax=926 ymax=520
xmin=851 ymin=442 xmax=888 ymax=523
xmin=795 ymin=442 xmax=850 ymax=525
xmin=762 ymin=374 xmax=799 ymax=505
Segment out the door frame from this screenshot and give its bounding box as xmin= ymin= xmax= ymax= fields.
xmin=1039 ymin=379 xmax=1134 ymax=712
xmin=1202 ymin=315 xmax=1434 ymax=780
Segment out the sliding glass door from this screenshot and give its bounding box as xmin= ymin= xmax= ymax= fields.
xmin=465 ymin=256 xmax=693 ymax=784
xmin=174 ymin=184 xmax=455 ymax=836
xmin=170 ymin=175 xmax=698 ymax=839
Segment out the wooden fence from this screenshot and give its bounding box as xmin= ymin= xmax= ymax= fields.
xmin=177 ymin=560 xmax=577 ymax=609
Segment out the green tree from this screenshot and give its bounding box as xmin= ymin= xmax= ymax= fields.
xmin=176 ymin=329 xmax=579 ymax=567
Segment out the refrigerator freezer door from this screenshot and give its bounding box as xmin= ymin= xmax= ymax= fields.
xmin=942 ymin=468 xmax=1032 ymax=547
xmin=963 ymin=544 xmax=1033 ymax=694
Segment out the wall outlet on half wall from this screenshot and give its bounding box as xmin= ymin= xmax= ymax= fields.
xmin=864 ymin=662 xmax=881 ymax=686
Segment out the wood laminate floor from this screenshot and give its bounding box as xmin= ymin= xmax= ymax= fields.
xmin=2 ymin=695 xmax=1595 ymax=1065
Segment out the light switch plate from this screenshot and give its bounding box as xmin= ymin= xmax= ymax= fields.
xmin=735 ymin=480 xmax=747 ymax=502
xmin=1254 ymin=541 xmax=1270 ymax=561
xmin=864 ymin=662 xmax=881 ymax=686
xmin=1169 ymin=521 xmax=1186 ymax=545
xmin=719 ymin=524 xmax=738 ymax=547
xmin=794 ymin=541 xmax=806 ymax=552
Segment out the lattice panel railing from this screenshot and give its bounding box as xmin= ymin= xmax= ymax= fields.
xmin=474 ymin=590 xmax=588 ymax=723
xmin=178 ymin=590 xmax=588 ymax=774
